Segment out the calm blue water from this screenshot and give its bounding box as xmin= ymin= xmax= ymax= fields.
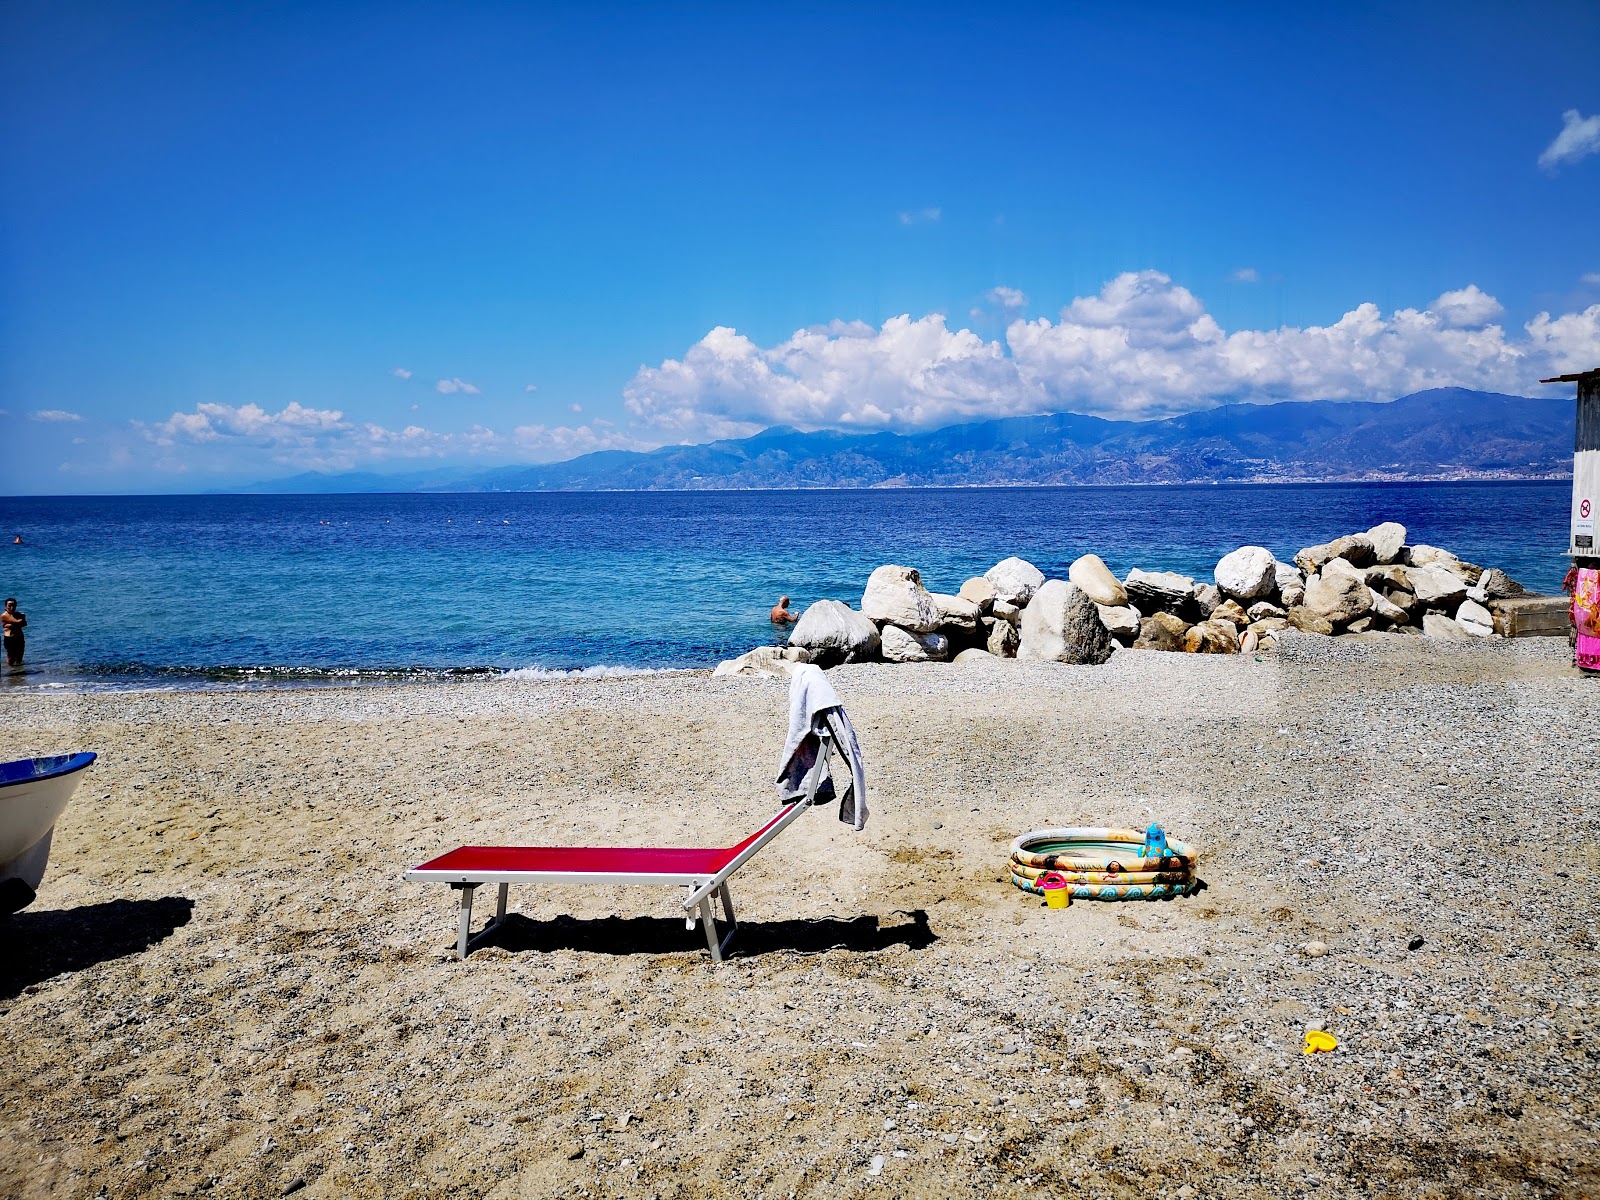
xmin=0 ymin=482 xmax=1574 ymax=691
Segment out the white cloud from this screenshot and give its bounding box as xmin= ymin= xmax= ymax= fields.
xmin=898 ymin=207 xmax=941 ymax=225
xmin=435 ymin=377 xmax=481 ymax=395
xmin=511 ymin=423 xmax=649 ymax=461
xmin=1231 ymin=267 xmax=1260 ymax=283
xmin=569 ymin=403 xmax=582 ymax=413
xmin=1430 ymin=284 xmax=1504 ymax=329
xmin=1539 ymin=109 xmax=1600 ymax=170
xmin=525 ymin=384 xmax=538 ymax=393
xmin=391 ymin=367 xmax=413 ymax=380
xmin=622 ymin=270 xmax=1600 ymax=434
xmin=986 ymin=286 xmax=1028 ymax=311
xmin=32 ymin=409 xmax=83 ymax=422
xmin=1582 ymin=272 xmax=1600 ymax=286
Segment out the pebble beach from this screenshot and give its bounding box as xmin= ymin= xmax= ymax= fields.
xmin=2 ymin=633 xmax=1597 ymax=1199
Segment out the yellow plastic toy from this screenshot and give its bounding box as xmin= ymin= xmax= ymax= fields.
xmin=1303 ymin=1030 xmax=1338 ymax=1054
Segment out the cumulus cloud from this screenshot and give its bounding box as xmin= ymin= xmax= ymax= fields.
xmin=435 ymin=377 xmax=480 ymax=395
xmin=32 ymin=409 xmax=83 ymax=422
xmin=622 ymin=270 xmax=1600 ymax=435
xmin=986 ymin=286 xmax=1028 ymax=311
xmin=1539 ymin=109 xmax=1600 ymax=170
xmin=391 ymin=367 xmax=413 ymax=380
xmin=1582 ymin=272 xmax=1600 ymax=286
xmin=1231 ymin=267 xmax=1260 ymax=283
xmin=524 ymin=384 xmax=538 ymax=393
xmin=898 ymin=207 xmax=941 ymax=225
xmin=1430 ymin=284 xmax=1504 ymax=329
xmin=512 ymin=423 xmax=650 ymax=460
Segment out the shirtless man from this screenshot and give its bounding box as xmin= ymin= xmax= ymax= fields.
xmin=2 ymin=598 xmax=24 ymax=667
xmin=769 ymin=595 xmax=798 ymax=626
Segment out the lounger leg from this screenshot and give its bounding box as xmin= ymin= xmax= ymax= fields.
xmin=494 ymin=882 xmax=508 ymax=923
xmin=716 ymin=883 xmax=739 ymax=958
xmin=698 ymin=896 xmax=722 ymax=963
xmin=455 ymin=884 xmax=478 ymax=960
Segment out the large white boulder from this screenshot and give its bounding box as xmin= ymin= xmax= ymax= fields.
xmin=1455 ymin=598 xmax=1495 ymax=637
xmin=1422 ymin=613 xmax=1471 ymax=640
xmin=1214 ymin=546 xmax=1278 ymax=602
xmin=1095 ymin=603 xmax=1142 ymax=640
xmin=788 ymin=599 xmax=881 ymax=666
xmin=1018 ymin=580 xmax=1115 ymax=665
xmin=1366 ymin=522 xmax=1407 ymax=565
xmin=1124 ymin=569 xmax=1194 ymax=614
xmin=879 ymin=625 xmax=949 ymax=663
xmin=930 ymin=592 xmax=981 ymax=631
xmin=861 ymin=565 xmax=941 ymax=633
xmin=983 ymin=557 xmax=1045 ymax=606
xmin=1403 ymin=563 xmax=1469 ymax=607
xmin=957 ymin=576 xmax=997 ymax=612
xmin=1068 ymin=554 xmax=1127 ymax=606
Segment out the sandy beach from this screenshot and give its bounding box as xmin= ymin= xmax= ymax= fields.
xmin=2 ymin=634 xmax=1597 ymax=1199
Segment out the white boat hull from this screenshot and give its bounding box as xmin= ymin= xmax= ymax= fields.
xmin=0 ymin=753 xmax=95 ymax=914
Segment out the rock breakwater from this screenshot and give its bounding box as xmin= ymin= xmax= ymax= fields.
xmin=713 ymin=521 xmax=1537 ymax=676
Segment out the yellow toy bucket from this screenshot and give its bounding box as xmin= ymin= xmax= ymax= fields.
xmin=1038 ymin=870 xmax=1071 ymax=908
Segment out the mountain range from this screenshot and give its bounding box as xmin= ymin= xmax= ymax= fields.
xmin=240 ymin=388 xmax=1576 ymax=493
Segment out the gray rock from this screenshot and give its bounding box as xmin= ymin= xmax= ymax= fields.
xmin=1250 ymin=617 xmax=1290 ymax=636
xmin=984 ymin=616 xmax=1019 ymax=658
xmin=1363 ymin=564 xmax=1410 ymax=591
xmin=861 ymin=565 xmax=941 ymax=633
xmin=713 ymin=646 xmax=800 ymax=678
xmin=880 ymin=624 xmax=950 ymax=662
xmin=991 ymin=599 xmax=1021 ymax=625
xmin=1068 ymin=554 xmax=1127 ymax=606
xmin=1286 ymin=606 xmax=1334 ymax=635
xmin=1191 ymin=582 xmax=1223 ymax=616
xmin=1095 ymin=603 xmax=1142 ymax=641
xmin=983 ymin=557 xmax=1045 ymax=606
xmin=1296 ymin=534 xmax=1375 ymax=573
xmin=1280 ymin=583 xmax=1306 ymax=608
xmin=1215 ymin=546 xmax=1277 ymax=601
xmin=1456 ymin=598 xmax=1495 ymax=637
xmin=1274 ymin=561 xmax=1305 ymax=591
xmin=957 ymin=576 xmax=997 ymax=613
xmin=1124 ymin=569 xmax=1195 ymax=615
xmin=1133 ymin=611 xmax=1190 ymax=651
xmin=1386 ymin=589 xmax=1419 ymax=616
xmin=1477 ymin=567 xmax=1525 ymax=599
xmin=930 ymin=592 xmax=981 ymax=632
xmin=952 ymin=647 xmax=996 ymax=664
xmin=1018 ymin=579 xmax=1114 ymax=665
xmin=1405 ymin=544 xmax=1464 ymax=572
xmin=1303 ymin=570 xmax=1373 ymax=625
xmin=1246 ymin=600 xmax=1286 ymax=621
xmin=1422 ymin=612 xmax=1471 ymax=640
xmin=1403 ymin=563 xmax=1469 ymax=607
xmin=788 ymin=600 xmax=881 ymax=666
xmin=1366 ymin=521 xmax=1407 ymax=564
xmin=1345 ymin=616 xmax=1374 ymax=634
xmin=1368 ymin=588 xmax=1407 ymax=625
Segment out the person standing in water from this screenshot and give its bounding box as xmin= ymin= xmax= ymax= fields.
xmin=770 ymin=595 xmax=798 ymax=626
xmin=2 ymin=598 xmax=24 ymax=667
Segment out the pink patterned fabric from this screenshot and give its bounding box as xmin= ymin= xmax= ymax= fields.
xmin=1575 ymin=567 xmax=1600 ymax=672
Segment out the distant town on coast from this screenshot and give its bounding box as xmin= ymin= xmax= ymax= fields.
xmin=234 ymin=387 xmax=1576 ymax=495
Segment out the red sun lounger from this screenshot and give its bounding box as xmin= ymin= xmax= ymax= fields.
xmin=407 ymin=664 xmax=865 ymax=964
xmin=406 ymin=799 xmax=810 ymax=963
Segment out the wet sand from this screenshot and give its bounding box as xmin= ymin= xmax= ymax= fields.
xmin=2 ymin=635 xmax=1597 ymax=1199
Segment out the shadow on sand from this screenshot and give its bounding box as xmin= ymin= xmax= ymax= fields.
xmin=477 ymin=908 xmax=936 ymax=961
xmin=1 ymin=896 xmax=195 ymax=1000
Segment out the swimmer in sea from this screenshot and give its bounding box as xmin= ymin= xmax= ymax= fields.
xmin=2 ymin=597 xmax=25 ymax=667
xmin=770 ymin=595 xmax=798 ymax=626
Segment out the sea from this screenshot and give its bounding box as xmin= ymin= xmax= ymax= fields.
xmin=0 ymin=481 xmax=1574 ymax=692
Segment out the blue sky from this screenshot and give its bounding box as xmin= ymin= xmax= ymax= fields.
xmin=2 ymin=2 xmax=1598 ymax=493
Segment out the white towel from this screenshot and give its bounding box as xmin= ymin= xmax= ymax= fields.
xmin=775 ymin=664 xmax=868 ymax=830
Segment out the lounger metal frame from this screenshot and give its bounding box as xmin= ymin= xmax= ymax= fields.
xmin=406 ymin=726 xmax=833 ymax=963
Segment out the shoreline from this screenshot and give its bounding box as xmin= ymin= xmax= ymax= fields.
xmin=3 ymin=635 xmax=1597 ymax=1198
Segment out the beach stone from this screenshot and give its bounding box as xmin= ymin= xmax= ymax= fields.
xmin=1250 ymin=617 xmax=1289 ymax=636
xmin=1322 ymin=557 xmax=1365 ymax=583
xmin=1258 ymin=633 xmax=1278 ymax=650
xmin=1191 ymin=582 xmax=1222 ymax=616
xmin=984 ymin=557 xmax=1045 ymax=606
xmin=1184 ymin=620 xmax=1241 ymax=654
xmin=1346 ymin=617 xmax=1374 ymax=634
xmin=984 ymin=616 xmax=1019 ymax=657
xmin=1215 ymin=546 xmax=1277 ymax=601
xmin=880 ymin=624 xmax=949 ymax=662
xmin=1280 ymin=583 xmax=1305 ymax=608
xmin=1364 ymin=565 xmax=1410 ymax=591
xmin=1018 ymin=579 xmax=1114 ymax=665
xmin=957 ymin=576 xmax=996 ymax=613
xmin=1366 ymin=522 xmax=1407 ymax=564
xmin=861 ymin=565 xmax=941 ymax=632
xmin=1403 ymin=563 xmax=1469 ymax=607
xmin=1286 ymin=606 xmax=1334 ymax=635
xmin=1210 ymin=599 xmax=1248 ymax=628
xmin=1456 ymin=598 xmax=1495 ymax=637
xmin=952 ymin=647 xmax=996 ymax=664
xmin=1096 ymin=603 xmax=1141 ymax=641
xmin=1296 ymin=534 xmax=1375 ymax=574
xmin=1422 ymin=612 xmax=1471 ymax=639
xmin=1246 ymin=600 xmax=1286 ymax=621
xmin=1386 ymin=588 xmax=1419 ymax=616
xmin=1303 ymin=570 xmax=1373 ymax=626
xmin=1274 ymin=561 xmax=1305 ymax=591
xmin=1477 ymin=567 xmax=1525 ymax=599
xmin=788 ymin=600 xmax=881 ymax=666
xmin=713 ymin=646 xmax=796 ymax=678
xmin=1368 ymin=588 xmax=1408 ymax=625
xmin=1124 ymin=569 xmax=1194 ymax=615
xmin=1240 ymin=629 xmax=1259 ymax=653
xmin=1405 ymin=544 xmax=1463 ymax=572
xmin=930 ymin=592 xmax=981 ymax=632
xmin=1133 ymin=611 xmax=1190 ymax=651
xmin=1068 ymin=554 xmax=1127 ymax=606
xmin=992 ymin=599 xmax=1021 ymax=624
xmin=780 ymin=645 xmax=816 ymax=662
xmin=1466 ymin=584 xmax=1489 ymax=604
